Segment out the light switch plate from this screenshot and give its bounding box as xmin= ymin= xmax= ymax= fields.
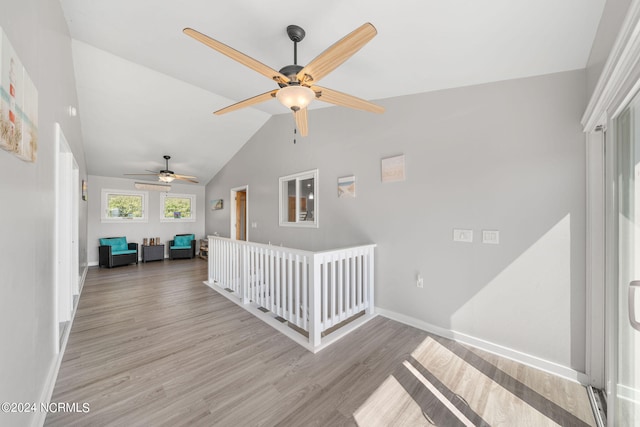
xmin=482 ymin=230 xmax=500 ymax=244
xmin=453 ymin=229 xmax=473 ymax=243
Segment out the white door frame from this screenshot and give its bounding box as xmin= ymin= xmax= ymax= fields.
xmin=72 ymin=167 xmax=80 ymax=296
xmin=581 ymin=2 xmax=640 ymax=419
xmin=585 ymin=129 xmax=606 ymax=388
xmin=230 ymin=185 xmax=249 ymax=241
xmin=54 ymin=123 xmax=79 ymax=351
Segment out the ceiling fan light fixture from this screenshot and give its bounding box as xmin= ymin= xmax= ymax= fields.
xmin=276 ymin=85 xmax=315 ymax=111
xmin=159 ymin=174 xmax=175 ymax=183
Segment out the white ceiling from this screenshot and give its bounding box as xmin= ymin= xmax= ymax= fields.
xmin=60 ymin=0 xmax=606 ymax=185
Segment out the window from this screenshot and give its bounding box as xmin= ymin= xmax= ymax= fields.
xmin=279 ymin=169 xmax=318 ymax=228
xmin=160 ymin=193 xmax=196 ymax=222
xmin=101 ymin=189 xmax=148 ymax=223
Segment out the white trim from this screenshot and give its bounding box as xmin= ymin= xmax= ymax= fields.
xmin=376 ymin=307 xmax=589 ymax=385
xmin=160 ymin=192 xmax=196 ymax=222
xmin=278 ymin=169 xmax=319 ymax=228
xmin=581 ymin=3 xmax=640 ymax=419
xmin=585 ymin=130 xmax=606 ymax=388
xmin=203 ymin=279 xmax=377 ymax=353
xmin=582 ymin=1 xmax=640 ymax=131
xmin=31 ymin=268 xmax=87 ymax=427
xmin=229 ymin=185 xmax=249 ymax=241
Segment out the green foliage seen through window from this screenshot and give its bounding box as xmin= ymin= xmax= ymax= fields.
xmin=107 ymin=194 xmax=143 ymax=218
xmin=164 ymin=197 xmax=192 ymax=219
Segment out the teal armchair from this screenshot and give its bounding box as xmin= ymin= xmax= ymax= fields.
xmin=169 ymin=234 xmax=196 ymax=260
xmin=99 ymin=237 xmax=138 ymax=268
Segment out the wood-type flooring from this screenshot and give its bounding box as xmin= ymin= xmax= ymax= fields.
xmin=46 ymin=259 xmax=595 ymax=426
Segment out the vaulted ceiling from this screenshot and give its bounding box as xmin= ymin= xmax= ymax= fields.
xmin=60 ymin=0 xmax=606 ymax=185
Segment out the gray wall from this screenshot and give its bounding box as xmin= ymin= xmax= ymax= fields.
xmin=586 ymin=0 xmax=632 ymax=99
xmin=87 ymin=175 xmax=206 ymax=264
xmin=206 ymin=69 xmax=587 ymax=373
xmin=0 ymin=1 xmax=88 ymax=425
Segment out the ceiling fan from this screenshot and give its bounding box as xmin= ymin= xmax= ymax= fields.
xmin=183 ymin=22 xmax=385 ymax=136
xmin=125 ymin=155 xmax=199 ymax=183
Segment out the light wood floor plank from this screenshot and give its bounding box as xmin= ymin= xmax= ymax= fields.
xmin=46 ymin=259 xmax=595 ymax=426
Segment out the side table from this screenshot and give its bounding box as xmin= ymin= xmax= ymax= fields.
xmin=142 ymin=244 xmax=165 ymax=263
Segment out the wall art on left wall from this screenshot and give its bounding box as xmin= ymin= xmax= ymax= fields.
xmin=211 ymin=199 xmax=223 ymax=210
xmin=0 ymin=26 xmax=38 ymax=163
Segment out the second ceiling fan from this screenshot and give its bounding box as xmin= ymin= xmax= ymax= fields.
xmin=183 ymin=22 xmax=384 ymax=136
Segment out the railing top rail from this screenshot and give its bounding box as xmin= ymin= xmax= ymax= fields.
xmin=208 ymin=235 xmax=313 ymax=258
xmin=313 ymin=244 xmax=377 ymax=258
xmin=207 ymin=235 xmax=376 ymax=259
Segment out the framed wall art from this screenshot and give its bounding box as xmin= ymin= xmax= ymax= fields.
xmin=338 ymin=175 xmax=356 ymax=198
xmin=381 ymin=154 xmax=406 ymax=183
xmin=0 ymin=26 xmax=38 ymax=162
xmin=210 ymin=199 xmax=223 ymax=210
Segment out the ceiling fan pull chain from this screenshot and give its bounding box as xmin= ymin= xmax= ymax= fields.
xmin=293 ymin=127 xmax=297 ymax=144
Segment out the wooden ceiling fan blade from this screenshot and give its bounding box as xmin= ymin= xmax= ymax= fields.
xmin=173 ymin=174 xmax=197 ymax=179
xmin=173 ymin=176 xmax=199 ymax=184
xmin=293 ymin=108 xmax=309 ymax=137
xmin=214 ymin=89 xmax=278 ymax=115
xmin=312 ymin=86 xmax=384 ymax=113
xmin=183 ymin=28 xmax=290 ymax=85
xmin=296 ymin=23 xmax=377 ymax=86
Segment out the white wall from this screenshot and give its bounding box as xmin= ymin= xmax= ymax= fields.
xmin=0 ymin=1 xmax=88 ymax=426
xmin=87 ymin=175 xmax=205 ymax=264
xmin=586 ymin=0 xmax=632 ymax=99
xmin=206 ymin=69 xmax=587 ymax=376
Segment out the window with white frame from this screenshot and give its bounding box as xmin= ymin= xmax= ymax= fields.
xmin=279 ymin=169 xmax=318 ymax=228
xmin=101 ymin=189 xmax=148 ymax=223
xmin=160 ymin=193 xmax=196 ymax=222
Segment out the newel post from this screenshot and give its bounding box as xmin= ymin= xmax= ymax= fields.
xmin=366 ymin=246 xmax=375 ymax=315
xmin=241 ymin=243 xmax=249 ymax=304
xmin=309 ymin=254 xmax=322 ymax=348
xmin=208 ymin=236 xmax=214 ymax=285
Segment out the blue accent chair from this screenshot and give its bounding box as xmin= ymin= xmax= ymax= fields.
xmin=169 ymin=234 xmax=196 ymax=260
xmin=99 ymin=237 xmax=138 ymax=268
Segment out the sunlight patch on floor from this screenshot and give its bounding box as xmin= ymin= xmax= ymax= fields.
xmin=411 ymin=336 xmax=563 ymax=426
xmin=353 ymin=335 xmax=594 ymax=426
xmin=353 ymin=375 xmax=427 ymax=427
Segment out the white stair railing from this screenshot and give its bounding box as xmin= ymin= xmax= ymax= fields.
xmin=206 ymin=236 xmax=376 ymax=352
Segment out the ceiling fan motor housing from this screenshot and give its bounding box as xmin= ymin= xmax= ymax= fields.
xmin=277 ymin=64 xmax=304 ymax=88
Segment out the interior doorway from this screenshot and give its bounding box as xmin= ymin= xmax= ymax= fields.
xmin=55 ymin=123 xmax=79 ymax=351
xmin=230 ymin=186 xmax=248 ymax=241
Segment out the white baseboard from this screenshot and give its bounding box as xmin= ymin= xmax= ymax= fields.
xmin=375 ymin=307 xmax=589 ymax=385
xmin=204 ymin=280 xmax=377 ymax=353
xmin=88 ymin=255 xmax=174 ymax=267
xmin=32 ymin=267 xmax=88 ymax=427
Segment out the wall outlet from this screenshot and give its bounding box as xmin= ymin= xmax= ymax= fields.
xmin=482 ymin=230 xmax=500 ymax=244
xmin=417 ymin=274 xmax=424 ymax=288
xmin=251 ymin=222 xmax=258 ymax=228
xmin=453 ymin=229 xmax=473 ymax=243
